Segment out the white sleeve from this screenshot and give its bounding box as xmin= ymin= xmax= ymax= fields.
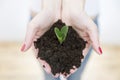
xmin=30 ymin=0 xmax=42 ymax=12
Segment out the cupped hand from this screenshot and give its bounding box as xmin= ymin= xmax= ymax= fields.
xmin=59 ymin=0 xmax=103 ymax=78
xmin=21 ymin=0 xmax=62 ymax=52
xmin=62 ymin=0 xmax=102 ymax=56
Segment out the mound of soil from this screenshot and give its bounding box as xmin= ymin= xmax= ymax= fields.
xmin=34 ymin=20 xmax=86 ymax=76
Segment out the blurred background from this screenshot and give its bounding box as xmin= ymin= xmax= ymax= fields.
xmin=0 ymin=0 xmax=120 ymax=80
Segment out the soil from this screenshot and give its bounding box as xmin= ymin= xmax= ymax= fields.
xmin=34 ymin=20 xmax=87 ymax=76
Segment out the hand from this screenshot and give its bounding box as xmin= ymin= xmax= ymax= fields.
xmin=21 ymin=0 xmax=62 ymax=78
xmin=21 ymin=0 xmax=62 ymax=52
xmin=62 ymin=0 xmax=102 ymax=55
xmin=60 ymin=0 xmax=103 ymax=77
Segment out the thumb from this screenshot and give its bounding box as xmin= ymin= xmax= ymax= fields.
xmin=21 ymin=24 xmax=37 ymax=52
xmin=87 ymin=22 xmax=103 ymax=55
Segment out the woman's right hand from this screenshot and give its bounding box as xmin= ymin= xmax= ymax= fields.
xmin=21 ymin=0 xmax=62 ymax=78
xmin=21 ymin=0 xmax=62 ymax=52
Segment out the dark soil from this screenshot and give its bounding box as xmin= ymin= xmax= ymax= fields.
xmin=34 ymin=20 xmax=86 ymax=76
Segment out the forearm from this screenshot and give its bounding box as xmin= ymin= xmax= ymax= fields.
xmin=30 ymin=0 xmax=61 ymax=19
xmin=66 ymin=0 xmax=86 ymax=11
xmin=73 ymin=0 xmax=85 ymax=11
xmin=43 ymin=0 xmax=61 ymax=11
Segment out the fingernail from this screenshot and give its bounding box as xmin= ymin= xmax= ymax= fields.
xmin=21 ymin=44 xmax=26 ymax=52
xmin=98 ymin=47 xmax=103 ymax=54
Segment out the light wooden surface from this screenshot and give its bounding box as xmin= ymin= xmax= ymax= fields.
xmin=0 ymin=42 xmax=120 ymax=80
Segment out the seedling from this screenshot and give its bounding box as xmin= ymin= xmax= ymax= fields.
xmin=54 ymin=26 xmax=69 ymax=44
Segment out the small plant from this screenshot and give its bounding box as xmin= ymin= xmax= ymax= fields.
xmin=54 ymin=26 xmax=69 ymax=44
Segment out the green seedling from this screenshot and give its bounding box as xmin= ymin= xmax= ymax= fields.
xmin=54 ymin=26 xmax=69 ymax=44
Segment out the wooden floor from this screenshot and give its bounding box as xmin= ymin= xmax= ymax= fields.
xmin=0 ymin=42 xmax=120 ymax=80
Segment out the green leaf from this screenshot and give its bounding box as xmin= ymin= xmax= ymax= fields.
xmin=61 ymin=26 xmax=68 ymax=41
xmin=54 ymin=26 xmax=69 ymax=44
xmin=54 ymin=27 xmax=63 ymax=44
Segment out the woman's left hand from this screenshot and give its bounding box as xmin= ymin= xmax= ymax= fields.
xmin=62 ymin=0 xmax=102 ymax=56
xmin=60 ymin=0 xmax=102 ymax=77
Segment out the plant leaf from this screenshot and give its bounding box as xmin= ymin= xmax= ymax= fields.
xmin=54 ymin=26 xmax=69 ymax=44
xmin=61 ymin=26 xmax=68 ymax=41
xmin=54 ymin=27 xmax=63 ymax=44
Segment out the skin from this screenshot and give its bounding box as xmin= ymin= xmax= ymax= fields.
xmin=21 ymin=0 xmax=102 ymax=78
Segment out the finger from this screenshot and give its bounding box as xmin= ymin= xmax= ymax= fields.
xmin=87 ymin=22 xmax=103 ymax=55
xmin=21 ymin=24 xmax=37 ymax=52
xmin=38 ymin=58 xmax=52 ymax=74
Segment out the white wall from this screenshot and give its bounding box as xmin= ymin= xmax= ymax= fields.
xmin=0 ymin=0 xmax=120 ymax=45
xmin=99 ymin=0 xmax=120 ymax=45
xmin=0 ymin=0 xmax=30 ymax=41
